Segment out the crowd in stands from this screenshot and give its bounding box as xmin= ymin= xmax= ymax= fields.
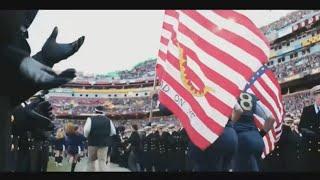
xmin=270 ymin=52 xmax=320 ymax=80
xmin=68 ymin=50 xmax=320 ymax=87
xmin=48 ymin=96 xmax=158 ymax=116
xmin=48 ymin=50 xmax=320 ymax=124
xmin=50 ymin=88 xmax=315 ymax=129
xmin=282 ymin=90 xmax=313 ymax=120
xmin=260 ymin=10 xmax=318 ymax=34
xmin=118 ymin=59 xmax=156 ymax=80
xmin=71 ymin=59 xmax=157 ymax=85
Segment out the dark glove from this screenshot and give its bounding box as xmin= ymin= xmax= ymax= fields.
xmin=37 ymin=100 xmax=53 ymax=118
xmin=33 ymin=27 xmax=85 ymax=67
xmin=19 ymin=57 xmax=76 ymax=90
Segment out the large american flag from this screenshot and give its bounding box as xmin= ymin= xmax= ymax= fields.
xmin=156 ymin=10 xmax=283 ymax=156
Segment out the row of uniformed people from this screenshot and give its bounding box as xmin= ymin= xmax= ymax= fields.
xmin=109 ymin=123 xmax=189 ymax=172
xmin=8 ymin=93 xmax=55 ymax=172
xmin=8 ymin=93 xmax=88 ymax=172
xmin=139 ymin=123 xmax=189 ymax=172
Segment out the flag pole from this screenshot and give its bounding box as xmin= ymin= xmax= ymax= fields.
xmin=148 ymin=73 xmax=158 ymax=122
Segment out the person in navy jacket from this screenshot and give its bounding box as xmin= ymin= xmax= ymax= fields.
xmin=65 ymin=123 xmax=84 ymax=172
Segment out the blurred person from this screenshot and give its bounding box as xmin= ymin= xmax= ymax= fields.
xmin=110 ymin=127 xmax=122 ymax=165
xmin=29 ymin=130 xmax=52 ymax=172
xmin=166 ymin=124 xmax=176 ymax=171
xmin=233 ymin=92 xmax=275 ymax=172
xmin=161 ymin=125 xmax=175 ymax=172
xmin=140 ymin=126 xmax=152 ymax=172
xmin=261 ymin=116 xmax=301 ymax=172
xmin=54 ymin=128 xmax=65 ymax=166
xmin=124 ymin=124 xmax=141 ymax=172
xmin=137 ymin=128 xmax=146 ymax=170
xmin=156 ymin=124 xmax=167 ymax=172
xmin=298 ymin=85 xmax=320 ymax=171
xmin=74 ymin=126 xmax=86 ymax=163
xmin=279 ymin=117 xmax=303 ymax=172
xmin=83 ymin=105 xmax=116 ymax=172
xmin=10 ymin=94 xmax=54 ymax=172
xmin=149 ymin=123 xmax=160 ymax=171
xmin=65 ymin=123 xmax=84 ymax=172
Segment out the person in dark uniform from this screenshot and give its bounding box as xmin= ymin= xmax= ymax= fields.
xmin=137 ymin=128 xmax=145 ymax=171
xmin=75 ymin=126 xmax=86 ymax=163
xmin=110 ymin=127 xmax=122 ymax=165
xmin=233 ymin=92 xmax=275 ymax=172
xmin=8 ymin=125 xmax=18 ymax=172
xmin=177 ymin=126 xmax=191 ymax=172
xmin=125 ymin=124 xmax=141 ymax=172
xmin=279 ymin=117 xmax=303 ymax=172
xmin=261 ymin=115 xmax=303 ymax=172
xmin=29 ymin=94 xmax=55 ymax=172
xmin=10 ymin=94 xmax=54 ymax=172
xmin=165 ymin=124 xmax=176 ymax=172
xmin=149 ymin=123 xmax=160 ymax=172
xmin=29 ymin=130 xmax=52 ymax=172
xmin=156 ymin=124 xmax=168 ymax=172
xmin=0 ymin=10 xmax=85 ymax=171
xmin=298 ymin=85 xmax=320 ymax=172
xmin=119 ymin=130 xmax=130 ymax=168
xmin=140 ymin=126 xmax=152 ymax=172
xmin=186 ymin=138 xmax=203 ymax=172
xmin=158 ymin=103 xmax=189 ymax=172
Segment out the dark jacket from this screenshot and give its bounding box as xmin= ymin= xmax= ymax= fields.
xmin=126 ymin=131 xmax=141 ymax=153
xmin=298 ymin=104 xmax=320 ymax=171
xmin=299 ymin=105 xmax=320 ymax=137
xmin=87 ymin=116 xmax=111 ymax=147
xmin=299 ymin=105 xmax=320 ymax=151
xmin=54 ymin=137 xmax=65 ymax=151
xmin=65 ymin=133 xmax=83 ymax=155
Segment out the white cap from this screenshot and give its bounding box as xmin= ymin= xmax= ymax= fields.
xmin=157 ymin=124 xmax=165 ymax=128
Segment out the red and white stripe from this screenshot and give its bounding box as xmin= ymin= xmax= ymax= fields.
xmin=249 ymin=69 xmax=284 ymax=158
xmin=156 ymin=10 xmax=271 ymax=149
